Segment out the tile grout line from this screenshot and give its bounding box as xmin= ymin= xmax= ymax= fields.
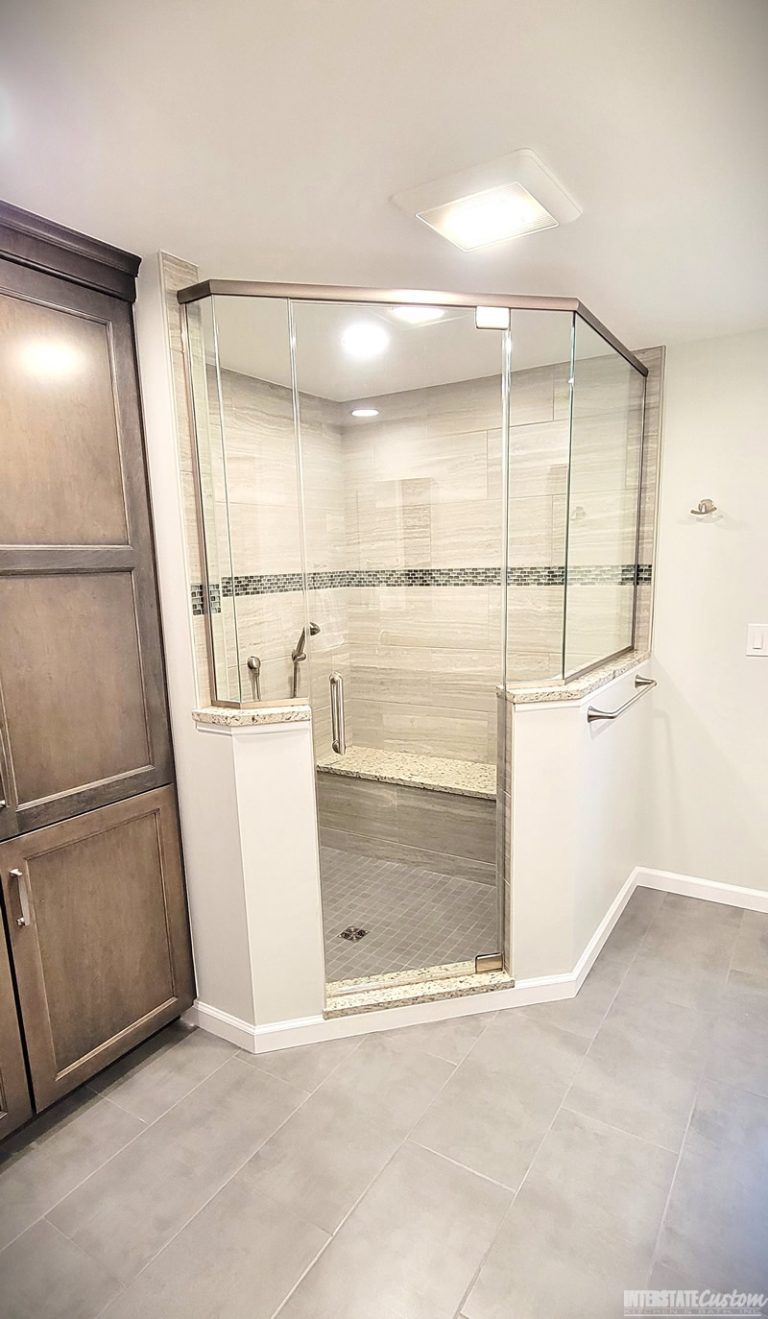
xmin=90 ymin=1055 xmax=333 ymax=1318
xmin=643 ymin=1076 xmax=702 ymax=1287
xmin=268 ymin=1016 xmax=502 ymax=1319
xmin=0 ymin=1041 xmax=250 ymax=1263
xmin=643 ymin=902 xmax=752 ymax=1286
xmin=42 ymin=1215 xmax=125 ymax=1310
xmin=454 ymin=904 xmax=660 ymax=1319
xmin=236 ymin=1029 xmax=366 ymax=1092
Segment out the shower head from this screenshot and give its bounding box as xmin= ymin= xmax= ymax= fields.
xmin=292 ymin=621 xmax=321 ymax=662
xmin=291 ymin=621 xmax=322 ymax=697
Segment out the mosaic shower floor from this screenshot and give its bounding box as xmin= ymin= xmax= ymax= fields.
xmin=320 ymin=845 xmax=498 ymax=983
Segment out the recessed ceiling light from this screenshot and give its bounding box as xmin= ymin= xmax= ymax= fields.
xmin=351 ymin=407 xmax=379 ymax=418
xmin=390 ymin=305 xmax=446 ymax=324
xmin=420 ymin=183 xmax=556 ymax=252
xmin=341 ymin=322 xmax=389 ymax=359
xmin=392 ymin=148 xmax=581 ymax=252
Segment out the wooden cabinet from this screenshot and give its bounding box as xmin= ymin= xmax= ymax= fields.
xmin=0 ymin=913 xmax=32 ymax=1138
xmin=0 ymin=257 xmax=172 ymax=841
xmin=0 ymin=201 xmax=196 ymax=1131
xmin=0 ymin=788 xmax=194 ymax=1111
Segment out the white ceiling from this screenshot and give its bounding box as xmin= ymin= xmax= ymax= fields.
xmin=1 ymin=0 xmax=767 ymax=354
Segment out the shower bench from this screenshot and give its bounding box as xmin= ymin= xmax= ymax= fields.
xmin=316 ymin=746 xmax=496 ymax=885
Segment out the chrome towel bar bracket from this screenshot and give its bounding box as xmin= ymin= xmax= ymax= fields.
xmin=587 ymin=674 xmax=656 ymax=724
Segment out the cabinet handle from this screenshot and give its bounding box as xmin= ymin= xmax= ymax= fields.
xmin=9 ymin=868 xmax=30 ymax=928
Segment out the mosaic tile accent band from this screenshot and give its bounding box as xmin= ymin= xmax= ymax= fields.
xmin=191 ymin=564 xmax=653 ymax=615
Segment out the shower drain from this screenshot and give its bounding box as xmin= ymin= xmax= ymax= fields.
xmin=339 ymin=926 xmax=368 ymax=942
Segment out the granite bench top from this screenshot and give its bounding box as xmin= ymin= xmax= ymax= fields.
xmin=316 ymin=745 xmax=496 ymax=800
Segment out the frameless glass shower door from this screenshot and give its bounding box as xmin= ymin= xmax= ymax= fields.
xmin=291 ymin=300 xmax=510 ymax=986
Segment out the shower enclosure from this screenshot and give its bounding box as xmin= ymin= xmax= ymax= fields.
xmin=180 ymin=282 xmax=647 ymax=993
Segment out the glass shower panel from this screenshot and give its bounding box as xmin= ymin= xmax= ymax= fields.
xmin=184 ymin=295 xmax=240 ymax=703
xmin=505 ymin=309 xmax=575 ymax=683
xmin=563 ymin=316 xmax=646 ymax=676
xmin=291 ymin=300 xmax=508 ymax=986
xmin=186 ymin=295 xmax=298 ymax=704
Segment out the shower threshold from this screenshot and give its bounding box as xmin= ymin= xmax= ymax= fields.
xmin=325 ymin=961 xmax=513 ymax=1017
xmin=328 ymin=958 xmax=478 ymax=998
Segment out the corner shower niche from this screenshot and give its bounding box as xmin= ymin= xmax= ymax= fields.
xmin=183 ymin=283 xmax=649 ymax=992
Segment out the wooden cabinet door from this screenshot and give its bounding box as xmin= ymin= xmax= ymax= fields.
xmin=0 ymin=256 xmax=172 ymax=840
xmin=0 ymin=787 xmax=194 ymax=1110
xmin=0 ymin=918 xmax=32 ymax=1139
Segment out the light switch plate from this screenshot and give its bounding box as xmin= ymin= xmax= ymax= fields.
xmin=746 ymin=623 xmax=768 ymax=656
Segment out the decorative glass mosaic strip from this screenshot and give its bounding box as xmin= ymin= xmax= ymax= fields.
xmin=191 ymin=583 xmax=222 ymax=615
xmin=190 ymin=564 xmax=653 ymax=613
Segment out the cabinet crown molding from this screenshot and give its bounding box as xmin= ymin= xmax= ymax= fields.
xmin=0 ymin=198 xmax=140 ymax=302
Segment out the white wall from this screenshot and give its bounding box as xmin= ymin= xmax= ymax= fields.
xmin=649 ymin=328 xmax=768 ymax=889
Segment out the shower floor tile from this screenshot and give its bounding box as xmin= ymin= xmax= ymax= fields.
xmin=320 ymin=845 xmax=498 ymax=983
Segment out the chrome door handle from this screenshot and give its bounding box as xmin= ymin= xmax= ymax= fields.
xmin=9 ymin=868 xmax=30 ymax=928
xmin=329 ymin=672 xmax=346 ymax=755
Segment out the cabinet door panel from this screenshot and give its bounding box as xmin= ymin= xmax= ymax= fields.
xmin=0 ymin=921 xmax=32 ymax=1140
xmin=0 ymin=573 xmax=150 ymax=807
xmin=0 ymin=291 xmax=129 ymax=546
xmin=0 ymin=787 xmax=194 ymax=1110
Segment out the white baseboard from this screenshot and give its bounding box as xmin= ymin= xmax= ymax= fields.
xmin=634 ymin=866 xmax=768 ymax=913
xmin=185 ymin=866 xmax=767 ymax=1054
xmin=187 ymin=974 xmax=584 ymax=1054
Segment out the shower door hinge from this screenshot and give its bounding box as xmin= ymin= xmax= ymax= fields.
xmin=475 ymin=952 xmax=504 ymax=974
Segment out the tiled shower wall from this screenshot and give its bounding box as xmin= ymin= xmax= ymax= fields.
xmin=163 ymin=260 xmax=662 ymax=750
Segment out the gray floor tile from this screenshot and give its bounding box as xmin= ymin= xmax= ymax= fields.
xmin=375 ymin=1010 xmax=497 ymax=1064
xmin=717 ymin=968 xmax=768 ymax=1025
xmin=89 ymin=1023 xmax=236 ymax=1123
xmin=597 ymin=886 xmax=665 ymax=966
xmin=705 ymin=1007 xmax=768 ymax=1098
xmin=0 ymin=1219 xmax=120 ymax=1319
xmin=278 ymin=1142 xmax=511 ymax=1319
xmin=684 ymin=1077 xmax=768 ymax=1170
xmin=640 ymin=895 xmax=742 ymax=969
xmin=516 ymin=954 xmax=626 ymax=1041
xmin=235 ymin=1032 xmax=454 ymax=1233
xmin=0 ymin=1088 xmax=144 ymax=1251
xmin=213 ymin=1089 xmax=393 ymax=1235
xmin=412 ymin=1014 xmax=588 ymax=1188
xmin=564 ymin=987 xmax=711 ymax=1151
xmin=605 ymin=979 xmax=715 ymax=1057
xmin=620 ymin=942 xmax=732 ymax=1014
xmin=464 ymin=1109 xmax=676 ymax=1319
xmin=48 ymin=1057 xmax=308 ymax=1285
xmin=236 ymin=1033 xmax=361 ymax=1091
xmin=564 ymin=1035 xmax=700 ymax=1155
xmin=102 ymin=1182 xmax=328 ymax=1319
xmin=314 ymin=1032 xmax=455 ymax=1136
xmin=730 ymin=909 xmax=768 ymax=978
xmin=653 ymin=1080 xmax=768 ymax=1290
xmin=0 ymin=889 xmax=759 ymax=1316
